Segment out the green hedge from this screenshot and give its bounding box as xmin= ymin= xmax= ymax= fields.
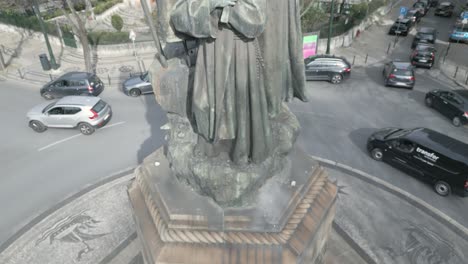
xmin=0 ymin=11 xmax=59 ymax=37
xmin=87 ymin=31 xmax=130 ymax=45
xmin=94 ymin=0 xmax=123 ymax=15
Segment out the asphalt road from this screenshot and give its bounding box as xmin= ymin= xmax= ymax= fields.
xmin=0 ymin=79 xmax=167 ymax=245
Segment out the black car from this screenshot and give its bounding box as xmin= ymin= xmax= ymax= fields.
xmin=382 ymin=61 xmax=415 ymax=89
xmin=388 ymin=18 xmax=413 ymax=36
xmin=304 ymin=55 xmax=351 ymax=84
xmin=410 ymin=43 xmax=436 ymax=68
xmin=429 ymin=0 xmax=439 ymax=7
xmin=367 ymin=127 xmax=468 ymax=197
xmin=434 ymin=2 xmax=455 ymax=17
xmin=411 ymin=27 xmax=437 ymax=48
xmin=405 ymin=9 xmax=423 ymax=23
xmin=40 ymin=72 xmax=104 ymax=100
xmin=425 ymin=89 xmax=468 ymax=126
xmin=413 ymin=1 xmax=429 ymax=15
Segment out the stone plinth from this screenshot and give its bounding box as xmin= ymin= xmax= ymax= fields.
xmin=128 ymin=147 xmax=337 ymax=264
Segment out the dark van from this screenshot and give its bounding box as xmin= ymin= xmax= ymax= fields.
xmin=367 ymin=127 xmax=468 ymax=197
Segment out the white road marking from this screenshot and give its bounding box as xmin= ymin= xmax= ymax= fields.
xmin=38 ymin=134 xmax=82 ymax=152
xmin=37 ymin=121 xmax=126 ymax=151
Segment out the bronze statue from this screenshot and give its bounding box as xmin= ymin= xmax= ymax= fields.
xmin=171 ymin=0 xmax=270 ymax=165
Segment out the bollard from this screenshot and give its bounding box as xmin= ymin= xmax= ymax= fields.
xmin=49 ymin=74 xmax=54 ymax=81
xmin=387 ymin=42 xmax=391 ymax=54
xmin=107 ymin=73 xmax=111 ymax=86
xmin=0 ymin=50 xmax=5 ymax=71
xmin=141 ymin=60 xmax=146 ymax=72
xmin=365 ymin=54 xmax=368 ymax=64
xmin=465 ymin=73 xmax=468 ymax=85
xmin=17 ymin=68 xmax=24 ymax=79
xmin=352 ymin=55 xmax=356 ymax=65
xmin=453 ymin=66 xmax=458 ymax=78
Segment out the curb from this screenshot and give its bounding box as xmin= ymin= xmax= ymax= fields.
xmin=311 ymin=155 xmax=468 ymax=242
xmin=0 ymin=167 xmax=136 ymax=254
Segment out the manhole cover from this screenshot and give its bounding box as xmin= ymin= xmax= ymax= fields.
xmin=119 ymin=65 xmax=134 ymax=73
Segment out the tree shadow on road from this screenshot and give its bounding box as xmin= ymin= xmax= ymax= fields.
xmin=137 ymin=92 xmax=168 ymax=164
xmin=348 ymin=127 xmax=381 ymax=156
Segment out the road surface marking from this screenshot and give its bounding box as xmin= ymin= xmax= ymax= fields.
xmin=38 ymin=134 xmax=82 ymax=152
xmin=38 ymin=121 xmax=126 ymax=151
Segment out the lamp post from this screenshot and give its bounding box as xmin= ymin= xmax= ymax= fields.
xmin=32 ymin=0 xmax=59 ymax=70
xmin=326 ymin=0 xmax=336 ymax=54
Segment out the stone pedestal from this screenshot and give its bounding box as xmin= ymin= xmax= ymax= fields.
xmin=128 ymin=147 xmax=337 ymax=264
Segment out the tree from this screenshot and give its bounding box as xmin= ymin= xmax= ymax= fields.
xmin=111 ymin=14 xmax=123 ymax=32
xmin=58 ymin=0 xmax=93 ymax=72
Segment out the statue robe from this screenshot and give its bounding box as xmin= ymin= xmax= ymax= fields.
xmin=259 ymin=0 xmax=307 ymax=117
xmin=171 ymin=0 xmax=271 ymax=164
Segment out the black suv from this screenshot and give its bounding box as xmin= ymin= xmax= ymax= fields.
xmin=388 ymin=18 xmax=413 ymax=36
xmin=425 ymin=89 xmax=468 ymax=126
xmin=410 ymin=43 xmax=436 ymax=68
xmin=405 ymin=9 xmax=423 ymax=23
xmin=435 ymin=2 xmax=455 ymax=17
xmin=40 ymin=72 xmax=105 ymax=100
xmin=413 ymin=1 xmax=429 ymax=16
xmin=382 ymin=61 xmax=415 ymax=89
xmin=304 ymin=55 xmax=351 ymax=84
xmin=411 ymin=27 xmax=437 ymax=48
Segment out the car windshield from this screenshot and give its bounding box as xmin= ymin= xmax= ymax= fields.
xmin=92 ymin=100 xmax=107 ymax=113
xmin=454 ymin=26 xmax=467 ymax=32
xmin=43 ymin=102 xmax=56 ymax=113
xmin=140 ymin=72 xmax=149 ymax=81
xmin=90 ymin=75 xmax=100 ymax=85
xmin=385 ymin=129 xmax=412 ymax=139
xmin=417 ymin=33 xmax=434 ymax=39
xmin=416 ymin=45 xmax=433 ymax=51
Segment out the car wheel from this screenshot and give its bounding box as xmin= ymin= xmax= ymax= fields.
xmin=434 ymin=181 xmax=451 ymax=196
xmin=425 ymin=97 xmax=433 ymax=107
xmin=129 ymin=88 xmax=141 ymax=97
xmin=330 ymin=74 xmax=343 ymax=84
xmin=370 ymin=148 xmax=384 ymax=161
xmin=452 ymin=116 xmax=461 ymax=127
xmin=78 ymin=122 xmax=95 ymax=135
xmin=42 ymin=92 xmax=54 ymax=100
xmin=29 ymin=120 xmax=47 ymax=133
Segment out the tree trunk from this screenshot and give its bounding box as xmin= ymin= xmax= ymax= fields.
xmin=62 ymin=0 xmax=93 ymax=73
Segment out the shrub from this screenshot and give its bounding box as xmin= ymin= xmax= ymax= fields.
xmin=94 ymin=0 xmax=123 ymax=15
xmin=0 ymin=11 xmax=59 ymax=36
xmin=350 ymin=3 xmax=368 ymax=21
xmin=111 ymin=14 xmax=123 ymax=32
xmin=88 ymin=31 xmax=130 ymax=45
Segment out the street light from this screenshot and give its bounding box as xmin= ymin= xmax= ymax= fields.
xmin=326 ymin=0 xmax=336 ymax=54
xmin=32 ymin=0 xmax=59 ymax=70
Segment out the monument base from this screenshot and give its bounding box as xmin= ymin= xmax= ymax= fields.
xmin=128 ymin=147 xmax=337 ymax=263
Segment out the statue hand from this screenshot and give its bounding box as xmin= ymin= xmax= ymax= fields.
xmin=211 ymin=0 xmax=238 ymax=8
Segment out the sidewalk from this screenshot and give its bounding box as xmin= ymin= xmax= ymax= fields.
xmin=0 ymin=29 xmax=156 ymax=89
xmin=0 ymin=158 xmax=466 ymax=264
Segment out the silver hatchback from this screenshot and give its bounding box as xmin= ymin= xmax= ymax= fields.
xmin=27 ymin=96 xmax=112 ymax=135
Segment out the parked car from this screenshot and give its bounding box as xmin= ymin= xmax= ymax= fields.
xmin=367 ymin=127 xmax=468 ymax=197
xmin=429 ymin=0 xmax=439 ymax=7
xmin=405 ymin=9 xmax=423 ymax=23
xmin=122 ymin=72 xmax=153 ymax=97
xmin=410 ymin=43 xmax=436 ymax=68
xmin=382 ymin=61 xmax=415 ymax=89
xmin=413 ymin=1 xmax=429 ymax=15
xmin=434 ymin=2 xmax=455 ymax=17
xmin=304 ymin=55 xmax=351 ymax=84
xmin=411 ymin=27 xmax=437 ymax=48
xmin=425 ymin=89 xmax=468 ymax=126
xmin=27 ymin=96 xmax=112 ymax=135
xmin=388 ymin=18 xmax=413 ymax=36
xmin=449 ymin=24 xmax=468 ymax=43
xmin=40 ymin=72 xmax=104 ymax=100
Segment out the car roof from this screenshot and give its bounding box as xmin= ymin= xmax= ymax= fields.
xmin=439 ymin=2 xmax=452 ymax=5
xmin=405 ymin=128 xmax=468 ymax=164
xmin=415 ymin=43 xmax=435 ymax=49
xmin=396 ymin=18 xmax=411 ymax=23
xmin=55 ymin=96 xmax=100 ymax=106
xmin=61 ymin=72 xmax=92 ymax=80
xmin=418 ymin=27 xmax=436 ymax=33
